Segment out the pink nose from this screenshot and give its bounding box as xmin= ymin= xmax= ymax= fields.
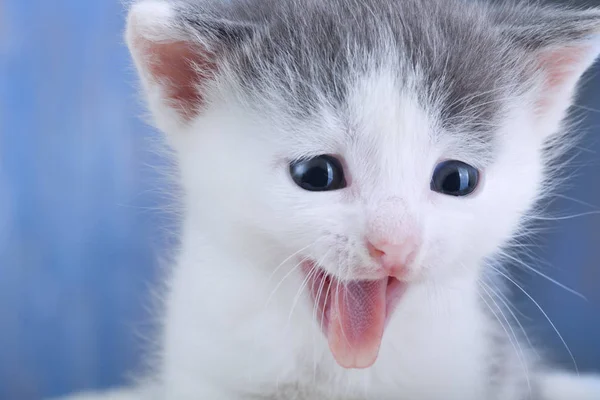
xmin=367 ymin=240 xmax=417 ymax=277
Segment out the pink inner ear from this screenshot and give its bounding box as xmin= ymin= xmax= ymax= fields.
xmin=139 ymin=37 xmax=214 ymax=119
xmin=540 ymin=46 xmax=588 ymax=89
xmin=535 ymin=45 xmax=589 ymax=113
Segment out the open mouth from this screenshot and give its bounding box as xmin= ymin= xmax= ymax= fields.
xmin=302 ymin=262 xmax=407 ymax=369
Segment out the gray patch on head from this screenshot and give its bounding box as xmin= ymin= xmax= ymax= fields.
xmin=168 ymin=0 xmax=600 ymax=159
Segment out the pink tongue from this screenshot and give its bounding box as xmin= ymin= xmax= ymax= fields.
xmin=327 ymin=278 xmax=388 ymax=369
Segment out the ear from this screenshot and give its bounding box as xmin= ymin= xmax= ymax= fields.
xmin=125 ymin=0 xmax=256 ymax=133
xmin=502 ymin=8 xmax=600 ymax=136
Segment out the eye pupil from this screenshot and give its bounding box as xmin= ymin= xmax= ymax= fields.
xmin=441 ymin=171 xmax=461 ymax=192
xmin=304 ymin=162 xmax=331 ymax=188
xmin=290 ymin=155 xmax=346 ymax=192
xmin=431 ymin=160 xmax=479 ymax=197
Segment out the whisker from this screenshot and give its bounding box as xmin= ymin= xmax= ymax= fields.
xmin=334 ymin=265 xmax=352 ymax=353
xmin=264 ymin=237 xmax=328 ymax=309
xmin=553 ymin=194 xmax=598 ymax=209
xmin=312 ymin=253 xmax=333 ymax=382
xmin=497 ymin=251 xmax=586 ymax=301
xmin=320 ymin=271 xmax=334 ymax=344
xmin=312 ymin=262 xmax=329 ymax=384
xmin=265 ymin=255 xmax=311 ymax=309
xmin=480 ymin=278 xmax=537 ymax=355
xmin=288 ymin=249 xmax=332 ymax=326
xmin=572 ymin=104 xmax=600 ymax=114
xmin=490 ymin=265 xmax=579 ymax=375
xmin=477 ymin=280 xmax=532 ymax=396
xmin=286 ymin=261 xmax=320 ymax=327
xmin=266 ymin=238 xmax=325 ymax=285
xmin=526 ymin=210 xmax=600 ymax=221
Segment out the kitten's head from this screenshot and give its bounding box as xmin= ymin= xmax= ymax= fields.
xmin=126 ymin=0 xmax=600 ymax=367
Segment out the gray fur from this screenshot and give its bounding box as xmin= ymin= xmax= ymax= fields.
xmin=160 ymin=3 xmax=600 ymax=395
xmin=120 ymin=1 xmax=600 ymax=399
xmin=167 ymin=0 xmax=599 ymax=157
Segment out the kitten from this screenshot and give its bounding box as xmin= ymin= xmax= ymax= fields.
xmin=60 ymin=0 xmax=600 ymax=399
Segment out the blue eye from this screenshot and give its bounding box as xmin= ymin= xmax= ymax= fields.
xmin=290 ymin=155 xmax=346 ymax=192
xmin=430 ymin=160 xmax=479 ymax=197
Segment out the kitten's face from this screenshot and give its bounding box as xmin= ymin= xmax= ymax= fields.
xmin=179 ymin=67 xmax=544 ymax=285
xmin=128 ymin=0 xmax=600 ymax=368
xmin=127 ymin=0 xmax=600 ymax=286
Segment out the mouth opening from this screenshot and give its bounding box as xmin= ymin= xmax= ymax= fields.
xmin=302 ymin=262 xmax=407 ymax=369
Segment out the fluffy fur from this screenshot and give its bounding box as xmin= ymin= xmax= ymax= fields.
xmin=58 ymin=0 xmax=600 ymax=399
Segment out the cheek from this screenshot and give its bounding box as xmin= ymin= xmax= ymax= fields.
xmin=421 ymin=205 xmax=479 ymax=272
xmin=421 ymin=154 xmax=543 ymax=270
xmin=264 ymin=179 xmax=356 ymax=242
xmin=472 ymin=149 xmax=544 ymax=250
xmin=269 ymin=196 xmax=367 ymax=273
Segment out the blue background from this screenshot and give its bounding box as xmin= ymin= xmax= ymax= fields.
xmin=0 ymin=1 xmax=599 ymax=399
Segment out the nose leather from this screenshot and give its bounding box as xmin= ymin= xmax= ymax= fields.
xmin=368 ymin=239 xmax=417 ymax=277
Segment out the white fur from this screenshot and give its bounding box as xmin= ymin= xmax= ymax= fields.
xmin=153 ymin=70 xmax=541 ymax=400
xmin=539 ymin=372 xmax=600 ymax=400
xmin=53 ymin=1 xmax=600 ymax=399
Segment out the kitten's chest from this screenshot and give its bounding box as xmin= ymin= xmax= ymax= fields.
xmin=264 ymin=371 xmax=488 ymax=400
xmin=263 ymin=385 xmax=364 ymax=400
xmin=263 ymin=319 xmax=491 ymax=400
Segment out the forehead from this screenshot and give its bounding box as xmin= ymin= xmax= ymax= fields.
xmin=227 ymin=0 xmax=527 ymax=163
xmin=274 ymin=69 xmax=496 ymax=171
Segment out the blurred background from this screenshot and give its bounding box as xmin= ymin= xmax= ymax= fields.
xmin=0 ymin=0 xmax=599 ymax=399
